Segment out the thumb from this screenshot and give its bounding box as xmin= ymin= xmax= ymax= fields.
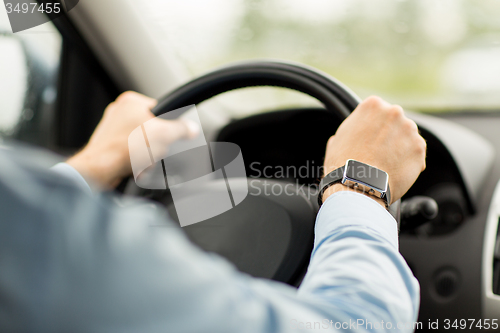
xmin=165 ymin=118 xmax=200 ymax=143
xmin=142 ymin=118 xmax=201 ymax=163
xmin=147 ymin=118 xmax=200 ymax=147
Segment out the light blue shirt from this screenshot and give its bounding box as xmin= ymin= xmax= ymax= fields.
xmin=0 ymin=155 xmax=419 ymax=332
xmin=50 ymin=163 xmax=420 ymax=332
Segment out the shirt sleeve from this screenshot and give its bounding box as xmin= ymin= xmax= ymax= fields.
xmin=296 ymin=192 xmax=420 ymax=331
xmin=50 ymin=162 xmax=92 ymax=195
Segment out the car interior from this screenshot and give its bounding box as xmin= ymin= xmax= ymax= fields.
xmin=2 ymin=0 xmax=500 ymax=330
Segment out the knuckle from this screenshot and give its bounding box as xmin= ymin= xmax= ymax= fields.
xmin=388 ymin=105 xmax=404 ymax=119
xmin=363 ymin=95 xmax=383 ymax=108
xmin=104 ymin=102 xmax=117 ymax=114
xmin=415 ymin=144 xmax=425 ymax=156
xmin=403 ymin=119 xmax=418 ymax=132
xmin=415 ymin=137 xmax=427 ymax=155
xmin=117 ymin=91 xmax=138 ymax=102
xmin=413 ymin=137 xmax=427 ymax=172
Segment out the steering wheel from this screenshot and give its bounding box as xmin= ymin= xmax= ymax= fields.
xmin=127 ymin=60 xmax=364 ymax=286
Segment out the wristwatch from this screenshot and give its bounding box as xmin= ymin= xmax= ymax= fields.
xmin=318 ymin=159 xmax=391 ymax=208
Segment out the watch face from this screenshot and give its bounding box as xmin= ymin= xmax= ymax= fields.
xmin=344 ymin=160 xmax=388 ymax=192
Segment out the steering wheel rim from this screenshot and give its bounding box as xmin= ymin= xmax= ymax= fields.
xmin=130 ymin=60 xmax=365 ymax=285
xmin=152 ymin=60 xmax=361 ymax=118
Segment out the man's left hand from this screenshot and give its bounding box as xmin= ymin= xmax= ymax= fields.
xmin=67 ymin=91 xmax=198 ymax=189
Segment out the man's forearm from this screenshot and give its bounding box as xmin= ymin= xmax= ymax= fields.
xmin=297 ymin=191 xmax=420 ymax=330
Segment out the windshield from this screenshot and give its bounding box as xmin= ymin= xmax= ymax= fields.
xmin=134 ymin=0 xmax=500 ymax=112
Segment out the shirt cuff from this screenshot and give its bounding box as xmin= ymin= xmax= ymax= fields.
xmin=315 ymin=191 xmax=399 ymax=250
xmin=51 ymin=163 xmax=93 ymax=195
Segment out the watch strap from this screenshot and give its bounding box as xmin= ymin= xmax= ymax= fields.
xmin=385 ymin=184 xmax=391 ymax=208
xmin=318 ymin=166 xmax=344 ymax=206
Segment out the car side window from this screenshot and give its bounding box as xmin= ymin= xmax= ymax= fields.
xmin=0 ymin=14 xmax=61 ymax=148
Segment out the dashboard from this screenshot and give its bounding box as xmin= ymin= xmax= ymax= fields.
xmin=216 ymin=107 xmax=499 ymax=326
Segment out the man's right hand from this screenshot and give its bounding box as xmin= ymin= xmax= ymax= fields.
xmin=322 ymin=96 xmax=426 ymax=205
